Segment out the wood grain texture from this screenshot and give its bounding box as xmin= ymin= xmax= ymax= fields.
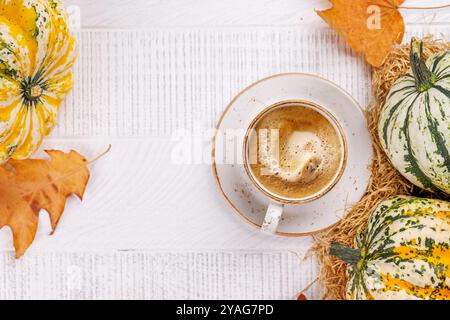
xmin=0 ymin=0 xmax=448 ymax=300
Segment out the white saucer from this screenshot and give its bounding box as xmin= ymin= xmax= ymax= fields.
xmin=212 ymin=73 xmax=373 ymax=236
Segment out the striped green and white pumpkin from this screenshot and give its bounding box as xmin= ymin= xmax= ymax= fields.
xmin=330 ymin=196 xmax=450 ymax=300
xmin=378 ymin=38 xmax=450 ymax=195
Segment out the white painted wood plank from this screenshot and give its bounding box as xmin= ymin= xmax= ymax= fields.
xmin=1 ymin=1 xmax=449 ymax=300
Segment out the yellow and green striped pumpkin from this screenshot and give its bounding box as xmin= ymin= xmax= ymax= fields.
xmin=0 ymin=0 xmax=76 ymax=163
xmin=331 ymin=196 xmax=450 ymax=300
xmin=378 ymin=38 xmax=450 ymax=195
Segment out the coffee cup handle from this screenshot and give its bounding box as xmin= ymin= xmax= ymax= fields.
xmin=261 ymin=201 xmax=284 ymax=234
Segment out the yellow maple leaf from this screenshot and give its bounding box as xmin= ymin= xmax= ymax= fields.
xmin=0 ymin=150 xmax=90 ymax=258
xmin=317 ymin=0 xmax=405 ymax=67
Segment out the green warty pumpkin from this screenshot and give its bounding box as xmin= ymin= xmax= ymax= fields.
xmin=378 ymin=38 xmax=450 ymax=195
xmin=330 ymin=196 xmax=450 ymax=300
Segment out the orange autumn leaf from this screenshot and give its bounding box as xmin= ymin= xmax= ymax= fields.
xmin=0 ymin=150 xmax=90 ymax=258
xmin=297 ymin=293 xmax=308 ymax=300
xmin=317 ymin=0 xmax=405 ymax=67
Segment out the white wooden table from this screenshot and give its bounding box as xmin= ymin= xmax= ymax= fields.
xmin=0 ymin=0 xmax=448 ymax=300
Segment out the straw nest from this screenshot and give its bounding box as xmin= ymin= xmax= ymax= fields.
xmin=311 ymin=36 xmax=450 ymax=300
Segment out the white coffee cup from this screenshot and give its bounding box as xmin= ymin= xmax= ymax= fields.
xmin=242 ymin=100 xmax=347 ymax=234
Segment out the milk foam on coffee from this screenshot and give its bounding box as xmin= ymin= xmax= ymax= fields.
xmin=249 ymin=105 xmax=343 ymax=200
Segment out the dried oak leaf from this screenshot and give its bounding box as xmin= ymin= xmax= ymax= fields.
xmin=0 ymin=150 xmax=90 ymax=258
xmin=317 ymin=0 xmax=405 ymax=67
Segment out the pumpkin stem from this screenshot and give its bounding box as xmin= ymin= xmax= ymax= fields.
xmin=329 ymin=242 xmax=361 ymax=266
xmin=410 ymin=37 xmax=436 ymax=92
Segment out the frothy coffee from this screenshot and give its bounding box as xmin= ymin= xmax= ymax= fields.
xmin=247 ymin=105 xmax=343 ymax=200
